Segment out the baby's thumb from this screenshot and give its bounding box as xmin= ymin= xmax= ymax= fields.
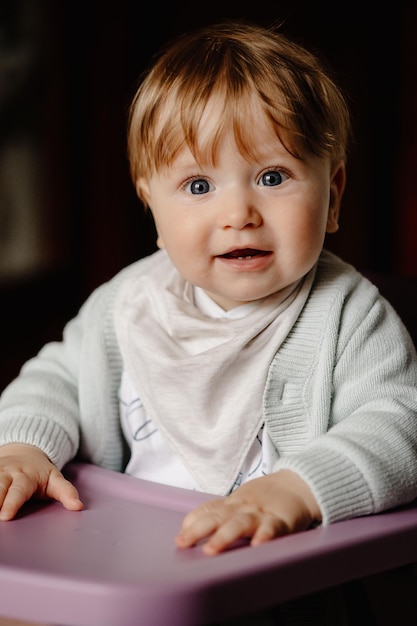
xmin=46 ymin=471 xmax=84 ymax=511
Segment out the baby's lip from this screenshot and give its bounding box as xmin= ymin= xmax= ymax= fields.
xmin=218 ymin=248 xmax=271 ymax=259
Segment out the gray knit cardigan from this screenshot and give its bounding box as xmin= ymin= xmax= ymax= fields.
xmin=1 ymin=249 xmax=417 ymax=525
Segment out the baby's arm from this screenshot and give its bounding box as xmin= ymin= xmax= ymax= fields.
xmin=0 ymin=444 xmax=83 ymax=521
xmin=175 ymin=470 xmax=321 ymax=555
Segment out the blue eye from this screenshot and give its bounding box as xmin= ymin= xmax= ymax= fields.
xmin=188 ymin=179 xmax=211 ymax=195
xmin=259 ymin=170 xmax=287 ymax=187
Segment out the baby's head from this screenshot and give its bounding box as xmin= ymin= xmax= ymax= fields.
xmin=127 ymin=21 xmax=350 ymax=203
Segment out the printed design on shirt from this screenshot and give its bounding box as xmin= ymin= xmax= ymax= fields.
xmin=122 ymin=394 xmax=158 ymax=441
xmin=248 ymin=430 xmax=264 ymax=477
xmin=230 ymin=426 xmax=265 ymax=493
xmin=231 ymin=472 xmax=243 ymax=492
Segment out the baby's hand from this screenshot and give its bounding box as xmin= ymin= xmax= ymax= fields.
xmin=0 ymin=444 xmax=83 ymax=521
xmin=175 ymin=470 xmax=321 ymax=555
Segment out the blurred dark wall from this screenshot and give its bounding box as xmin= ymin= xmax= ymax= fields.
xmin=1 ymin=0 xmax=416 ymax=389
xmin=53 ymin=1 xmax=416 ymax=288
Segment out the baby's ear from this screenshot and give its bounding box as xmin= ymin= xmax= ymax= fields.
xmin=326 ymin=162 xmax=345 ymax=233
xmin=135 ymin=178 xmax=164 ymax=248
xmin=136 ymin=178 xmax=151 ymax=207
xmin=156 ymin=232 xmax=165 ymax=249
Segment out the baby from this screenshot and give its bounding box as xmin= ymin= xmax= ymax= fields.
xmin=0 ymin=21 xmax=416 ymax=559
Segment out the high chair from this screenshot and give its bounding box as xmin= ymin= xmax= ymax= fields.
xmin=0 ymin=461 xmax=416 ymax=625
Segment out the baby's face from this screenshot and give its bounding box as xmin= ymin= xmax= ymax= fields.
xmin=138 ymin=106 xmax=344 ymax=310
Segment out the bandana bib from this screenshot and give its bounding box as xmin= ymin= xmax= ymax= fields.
xmin=115 ymin=251 xmax=315 ymax=494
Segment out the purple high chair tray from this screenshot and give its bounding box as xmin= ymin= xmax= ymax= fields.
xmin=0 ymin=462 xmax=417 ymax=626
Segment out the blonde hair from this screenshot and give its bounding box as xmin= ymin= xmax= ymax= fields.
xmin=127 ymin=21 xmax=350 ymax=202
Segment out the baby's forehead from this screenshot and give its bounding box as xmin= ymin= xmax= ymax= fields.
xmin=158 ymin=93 xmax=294 ymax=159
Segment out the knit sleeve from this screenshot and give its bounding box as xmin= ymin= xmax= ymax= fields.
xmin=0 ymin=275 xmax=119 ymax=469
xmin=268 ymin=252 xmax=417 ymax=525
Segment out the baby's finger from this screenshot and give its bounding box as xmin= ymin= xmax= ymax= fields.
xmin=201 ymin=510 xmax=261 ymax=555
xmin=0 ymin=474 xmax=36 ymax=521
xmin=0 ymin=475 xmax=13 ymax=519
xmin=45 ymin=471 xmax=83 ymax=512
xmin=250 ymin=514 xmax=290 ymax=546
xmin=176 ymin=501 xmax=228 ymax=548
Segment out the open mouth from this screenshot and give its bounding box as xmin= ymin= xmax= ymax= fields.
xmin=219 ymin=248 xmax=271 ymax=260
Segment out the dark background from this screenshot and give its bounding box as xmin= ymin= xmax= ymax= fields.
xmin=1 ymin=0 xmax=417 ymax=390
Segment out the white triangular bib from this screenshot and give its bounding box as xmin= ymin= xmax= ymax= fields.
xmin=115 ymin=251 xmax=315 ymax=494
